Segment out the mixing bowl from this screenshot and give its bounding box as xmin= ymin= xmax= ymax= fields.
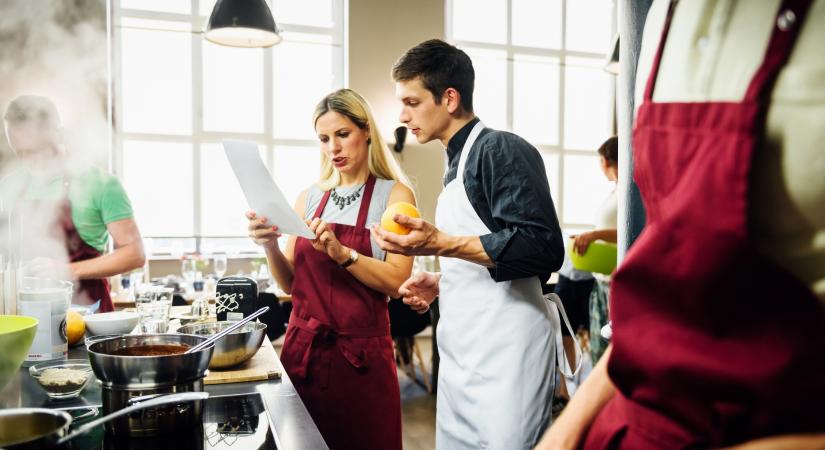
xmin=177 ymin=321 xmax=267 ymax=369
xmin=0 ymin=315 xmax=39 ymax=391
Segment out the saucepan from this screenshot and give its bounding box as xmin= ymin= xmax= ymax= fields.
xmin=0 ymin=392 xmax=208 ymax=449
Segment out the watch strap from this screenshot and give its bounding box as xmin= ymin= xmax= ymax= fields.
xmin=340 ymin=249 xmax=358 ymax=268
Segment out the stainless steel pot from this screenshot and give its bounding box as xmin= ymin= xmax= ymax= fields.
xmin=0 ymin=393 xmax=207 ymax=449
xmin=177 ymin=321 xmax=267 ymax=369
xmin=101 ymin=379 xmax=204 ymax=437
xmin=87 ymin=334 xmax=213 ymax=389
xmin=86 ymin=334 xmax=214 ymax=436
xmin=0 ymin=408 xmax=70 ymax=450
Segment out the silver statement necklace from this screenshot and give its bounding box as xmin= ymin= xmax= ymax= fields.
xmin=330 ymin=184 xmax=365 ymax=210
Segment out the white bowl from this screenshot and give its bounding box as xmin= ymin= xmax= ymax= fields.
xmin=84 ymin=311 xmax=139 ymax=336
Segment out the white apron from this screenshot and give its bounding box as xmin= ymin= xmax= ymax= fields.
xmin=434 ymin=121 xmax=563 ymax=450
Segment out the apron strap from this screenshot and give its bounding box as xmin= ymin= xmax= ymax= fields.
xmin=641 ymin=0 xmax=679 ymax=102
xmin=743 ymin=0 xmax=813 ymax=102
xmin=313 ymin=187 xmax=332 ymax=219
xmin=545 ymin=293 xmax=583 ymax=378
xmin=355 ymin=175 xmax=376 ymax=229
xmin=455 ymin=121 xmax=486 ymax=184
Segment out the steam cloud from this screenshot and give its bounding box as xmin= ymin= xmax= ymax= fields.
xmin=0 ymin=0 xmax=109 ymax=306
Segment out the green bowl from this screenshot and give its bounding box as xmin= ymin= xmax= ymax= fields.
xmin=0 ymin=315 xmax=39 ymax=391
xmin=569 ymin=240 xmax=617 ymax=275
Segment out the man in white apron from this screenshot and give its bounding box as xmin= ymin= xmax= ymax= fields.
xmin=372 ymin=39 xmax=567 ymax=450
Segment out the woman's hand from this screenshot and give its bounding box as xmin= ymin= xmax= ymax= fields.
xmin=571 ymin=231 xmax=597 ymax=256
xmin=246 ymin=211 xmax=281 ymax=250
xmin=398 ymin=271 xmax=440 ymax=314
xmin=307 ymin=217 xmax=350 ymax=264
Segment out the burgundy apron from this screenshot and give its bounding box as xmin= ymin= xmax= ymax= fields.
xmin=280 ymin=175 xmax=402 ymax=450
xmin=58 ymin=180 xmax=113 ymax=313
xmin=584 ymin=1 xmax=825 ymax=448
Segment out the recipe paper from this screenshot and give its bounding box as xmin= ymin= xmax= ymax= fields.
xmin=223 ymin=140 xmax=314 ymax=239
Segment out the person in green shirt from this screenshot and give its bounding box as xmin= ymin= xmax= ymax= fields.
xmin=2 ymin=95 xmax=145 ymax=312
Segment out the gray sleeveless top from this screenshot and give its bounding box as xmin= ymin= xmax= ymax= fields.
xmin=304 ymin=178 xmax=396 ymax=261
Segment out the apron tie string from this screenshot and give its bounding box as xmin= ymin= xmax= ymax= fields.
xmin=290 ymin=314 xmax=389 ymax=388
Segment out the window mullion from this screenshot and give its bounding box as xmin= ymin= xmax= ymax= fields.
xmin=558 ymin=0 xmax=568 ymax=227
xmin=265 ymin=37 xmax=275 ymax=170
xmin=505 ymin=0 xmax=514 ymax=132
xmin=112 ymin=0 xmax=124 ymax=179
xmin=191 ymin=10 xmax=203 ymax=247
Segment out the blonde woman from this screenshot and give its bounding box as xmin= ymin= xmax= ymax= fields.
xmin=247 ymin=88 xmax=415 ymax=450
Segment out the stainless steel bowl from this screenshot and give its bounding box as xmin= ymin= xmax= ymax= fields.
xmin=177 ymin=321 xmax=267 ymax=369
xmin=87 ymin=334 xmax=214 ymax=389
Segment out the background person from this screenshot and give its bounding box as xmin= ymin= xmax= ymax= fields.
xmin=246 ymin=88 xmax=415 ymax=450
xmin=1 ymin=94 xmax=145 ymax=312
xmin=569 ymin=136 xmax=618 ymax=364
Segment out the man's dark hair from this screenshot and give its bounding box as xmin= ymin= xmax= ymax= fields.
xmin=598 ymin=136 xmax=618 ymax=167
xmin=392 ymin=39 xmax=474 ymax=112
xmin=3 ymin=95 xmax=61 ymax=126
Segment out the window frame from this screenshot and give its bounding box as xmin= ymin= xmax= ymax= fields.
xmin=446 ymin=0 xmax=617 ymax=231
xmin=111 ymin=0 xmax=347 ymax=257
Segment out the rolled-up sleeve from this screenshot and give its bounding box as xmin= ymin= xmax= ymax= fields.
xmin=467 ymin=132 xmax=564 ymax=283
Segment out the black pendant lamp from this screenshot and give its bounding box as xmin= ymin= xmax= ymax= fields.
xmin=205 ymin=0 xmax=282 ymax=48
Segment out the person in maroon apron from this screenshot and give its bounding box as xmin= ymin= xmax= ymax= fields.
xmin=247 ymin=89 xmax=415 ymax=450
xmin=3 ymin=95 xmax=146 ymax=314
xmin=57 ymin=183 xmax=115 ymax=313
xmin=537 ymin=1 xmax=825 ymax=448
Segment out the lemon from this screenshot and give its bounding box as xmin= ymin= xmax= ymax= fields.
xmin=66 ymin=311 xmax=86 ymax=346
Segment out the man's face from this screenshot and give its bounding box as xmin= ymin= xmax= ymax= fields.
xmin=4 ymin=120 xmax=61 ymax=165
xmin=5 ymin=120 xmax=61 ymax=172
xmin=395 ymin=77 xmax=451 ymax=144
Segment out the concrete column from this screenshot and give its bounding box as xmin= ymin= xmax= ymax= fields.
xmin=616 ymin=0 xmax=653 ymax=261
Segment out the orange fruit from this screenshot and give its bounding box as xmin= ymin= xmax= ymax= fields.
xmin=381 ymin=202 xmax=421 ymax=235
xmin=66 ymin=311 xmax=85 ymax=346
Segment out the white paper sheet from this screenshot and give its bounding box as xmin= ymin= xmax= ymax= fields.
xmin=223 ymin=139 xmax=315 ymax=239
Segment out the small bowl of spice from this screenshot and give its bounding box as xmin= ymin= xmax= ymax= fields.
xmin=28 ymin=359 xmax=94 ymax=399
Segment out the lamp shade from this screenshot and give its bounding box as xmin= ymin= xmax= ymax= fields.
xmin=205 ymin=0 xmax=282 ymax=48
xmin=603 ymin=34 xmax=620 ymax=75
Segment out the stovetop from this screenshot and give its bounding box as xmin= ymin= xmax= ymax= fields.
xmin=66 ymin=393 xmax=277 ymax=450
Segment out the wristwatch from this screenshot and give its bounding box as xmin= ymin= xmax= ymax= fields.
xmin=340 ymin=248 xmax=359 ymax=268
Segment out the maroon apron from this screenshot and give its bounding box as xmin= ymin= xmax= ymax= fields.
xmin=58 ymin=180 xmax=113 ymax=313
xmin=280 ymin=175 xmax=402 ymax=450
xmin=584 ymin=0 xmax=825 ymax=448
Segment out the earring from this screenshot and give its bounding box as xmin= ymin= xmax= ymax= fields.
xmin=367 ymin=137 xmax=371 ymax=145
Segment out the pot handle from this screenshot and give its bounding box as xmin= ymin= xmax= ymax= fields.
xmin=126 ymin=393 xmax=163 ymax=406
xmin=70 ymin=406 xmax=100 ymax=422
xmin=56 ymin=392 xmax=209 ymax=445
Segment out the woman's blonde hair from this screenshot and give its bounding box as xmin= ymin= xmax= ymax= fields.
xmin=312 ymin=89 xmax=410 ymax=191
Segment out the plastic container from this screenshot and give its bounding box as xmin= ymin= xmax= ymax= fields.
xmin=569 ymin=241 xmax=617 ymax=275
xmin=17 ymin=277 xmax=73 ymax=365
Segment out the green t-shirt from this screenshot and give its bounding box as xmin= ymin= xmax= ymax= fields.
xmin=0 ymin=167 xmax=134 ymax=253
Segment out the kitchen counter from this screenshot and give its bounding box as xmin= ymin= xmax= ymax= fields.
xmin=0 ymin=344 xmax=328 ymax=450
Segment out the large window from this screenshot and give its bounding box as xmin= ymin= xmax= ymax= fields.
xmin=448 ymin=0 xmax=616 ymax=233
xmin=113 ymin=0 xmax=345 ymax=256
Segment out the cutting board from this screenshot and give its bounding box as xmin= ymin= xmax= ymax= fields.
xmin=204 ymin=338 xmax=282 ymax=385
